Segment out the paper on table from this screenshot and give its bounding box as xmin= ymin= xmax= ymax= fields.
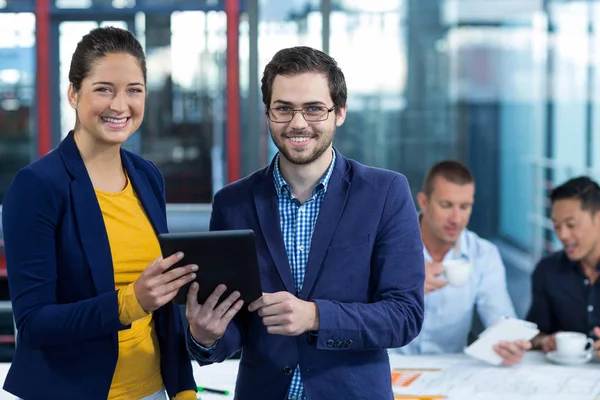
xmin=393 ymin=362 xmax=600 ymax=400
xmin=392 ymin=369 xmax=443 ymax=389
xmin=463 ymin=318 xmax=539 ymax=365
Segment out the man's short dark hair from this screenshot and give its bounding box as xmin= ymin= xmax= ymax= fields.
xmin=422 ymin=160 xmax=474 ymax=197
xmin=550 ymin=176 xmax=600 ymax=214
xmin=261 ymin=46 xmax=347 ymax=115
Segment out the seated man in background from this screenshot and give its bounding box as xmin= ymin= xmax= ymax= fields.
xmin=397 ymin=160 xmax=531 ymax=366
xmin=527 ymin=176 xmax=600 ymax=357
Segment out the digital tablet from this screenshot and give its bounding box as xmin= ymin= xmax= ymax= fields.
xmin=158 ymin=230 xmax=263 ymax=305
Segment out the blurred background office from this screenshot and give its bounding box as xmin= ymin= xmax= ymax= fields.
xmin=0 ymin=0 xmax=599 ymax=359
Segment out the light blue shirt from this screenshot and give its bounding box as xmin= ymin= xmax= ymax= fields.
xmin=398 ymin=228 xmax=517 ymax=355
xmin=274 ymin=151 xmax=336 ymax=400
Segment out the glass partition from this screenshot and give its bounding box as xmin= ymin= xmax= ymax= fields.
xmin=142 ymin=10 xmax=227 ymax=203
xmin=329 ymin=0 xmax=407 ymax=170
xmin=0 ymin=12 xmax=35 ymax=203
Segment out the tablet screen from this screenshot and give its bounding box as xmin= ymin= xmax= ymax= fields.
xmin=158 ymin=230 xmax=263 ymax=305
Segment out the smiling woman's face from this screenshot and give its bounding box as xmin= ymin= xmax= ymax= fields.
xmin=68 ymin=52 xmax=146 ymax=146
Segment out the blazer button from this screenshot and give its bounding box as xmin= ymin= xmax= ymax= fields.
xmin=334 ymin=340 xmax=342 ymax=348
xmin=283 ymin=365 xmax=293 ymax=375
xmin=347 ymin=339 xmax=353 ymax=347
xmin=326 ymin=339 xmax=334 ymax=347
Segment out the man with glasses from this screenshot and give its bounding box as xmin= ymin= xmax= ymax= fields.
xmin=185 ymin=46 xmax=425 ymax=400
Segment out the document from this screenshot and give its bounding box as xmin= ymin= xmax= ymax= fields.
xmin=463 ymin=318 xmax=539 ymax=365
xmin=392 ymin=362 xmax=600 ymax=400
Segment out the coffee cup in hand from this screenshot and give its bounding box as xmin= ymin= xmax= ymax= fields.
xmin=555 ymin=332 xmax=594 ymax=358
xmin=442 ymin=259 xmax=471 ymax=287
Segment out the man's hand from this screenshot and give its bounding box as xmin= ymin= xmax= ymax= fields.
xmin=424 ymin=261 xmax=447 ymax=294
xmin=533 ymin=332 xmax=558 ymax=353
xmin=248 ymin=292 xmax=319 ymax=336
xmin=593 ymin=327 xmax=600 ymax=358
xmin=493 ymin=340 xmax=531 ymax=366
xmin=185 ymin=283 xmax=244 ymax=348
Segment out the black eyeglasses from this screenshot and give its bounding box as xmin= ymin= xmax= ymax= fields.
xmin=267 ymin=105 xmax=336 ymax=123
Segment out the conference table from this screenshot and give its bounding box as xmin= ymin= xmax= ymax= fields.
xmin=0 ymin=351 xmax=597 ymax=399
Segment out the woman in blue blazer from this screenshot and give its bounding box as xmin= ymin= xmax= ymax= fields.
xmin=1 ymin=27 xmax=197 ymax=399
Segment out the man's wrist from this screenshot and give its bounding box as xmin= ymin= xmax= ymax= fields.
xmin=189 ymin=326 xmax=217 ymax=349
xmin=308 ymin=301 xmax=320 ymax=331
xmin=191 ymin=335 xmax=217 ymax=351
xmin=531 ymin=333 xmax=547 ymax=349
xmin=187 ymin=326 xmax=219 ymax=360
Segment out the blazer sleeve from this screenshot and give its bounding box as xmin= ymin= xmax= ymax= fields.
xmin=2 ymin=169 xmax=127 ymax=348
xmin=313 ymin=175 xmax=425 ymax=350
xmin=188 ymin=192 xmax=245 ymax=364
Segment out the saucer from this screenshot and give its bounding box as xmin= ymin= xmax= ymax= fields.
xmin=546 ymin=351 xmax=593 ymax=366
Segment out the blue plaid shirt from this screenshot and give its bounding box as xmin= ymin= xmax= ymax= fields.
xmin=273 ymin=151 xmax=336 ymax=400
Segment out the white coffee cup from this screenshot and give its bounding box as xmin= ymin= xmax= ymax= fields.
xmin=555 ymin=332 xmax=594 ymax=358
xmin=442 ymin=259 xmax=472 ymax=287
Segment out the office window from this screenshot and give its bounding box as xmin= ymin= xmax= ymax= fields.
xmin=0 ymin=0 xmax=34 ymax=9
xmin=444 ymin=26 xmax=545 ymax=249
xmin=592 ymin=3 xmax=600 ymax=172
xmin=141 ymin=11 xmax=226 ymax=203
xmin=55 ymin=0 xmax=134 ymax=8
xmin=329 ymin=0 xmax=408 ymax=171
xmin=0 ymin=12 xmax=35 ymax=203
xmin=550 ymin=1 xmax=588 ymax=186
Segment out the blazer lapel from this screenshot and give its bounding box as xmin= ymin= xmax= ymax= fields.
xmin=301 ymin=152 xmax=351 ymax=299
xmin=252 ymin=164 xmax=295 ymax=293
xmin=59 ymin=133 xmax=115 ymax=294
xmin=122 ymin=153 xmax=168 ymax=235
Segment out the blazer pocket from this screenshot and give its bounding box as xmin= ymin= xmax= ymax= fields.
xmin=327 ymin=234 xmax=370 ymax=252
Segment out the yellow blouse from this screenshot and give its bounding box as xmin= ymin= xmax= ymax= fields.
xmin=96 ymin=179 xmax=195 ymax=400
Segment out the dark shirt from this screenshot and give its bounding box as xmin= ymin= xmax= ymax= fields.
xmin=526 ymin=251 xmax=600 ymax=338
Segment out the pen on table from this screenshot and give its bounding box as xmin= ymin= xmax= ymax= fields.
xmin=196 ymin=386 xmax=230 ymax=395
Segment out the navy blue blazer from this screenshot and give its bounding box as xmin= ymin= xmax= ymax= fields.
xmin=189 ymin=150 xmax=425 ymax=400
xmin=2 ymin=133 xmax=195 ymax=399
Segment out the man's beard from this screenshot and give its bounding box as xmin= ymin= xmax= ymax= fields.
xmin=271 ymin=127 xmax=335 ymax=165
